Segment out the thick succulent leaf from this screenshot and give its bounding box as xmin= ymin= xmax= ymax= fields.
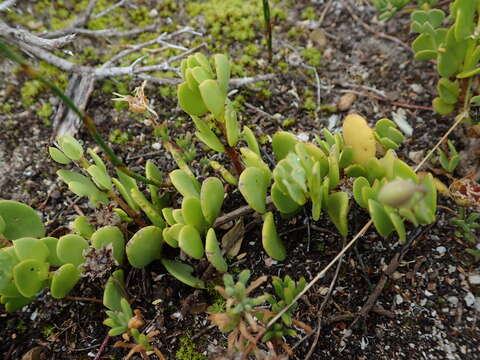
xmin=50 ymin=263 xmax=81 ymax=299
xmin=262 ymin=212 xmax=286 ymax=261
xmin=368 ymin=199 xmax=395 ymax=238
xmin=205 ymin=228 xmax=228 ymax=272
xmin=103 ymin=269 xmax=125 ymax=311
xmin=126 ymin=226 xmax=163 ymax=268
xmin=182 ymin=197 xmax=207 ymax=233
xmin=199 ymin=79 xmax=226 ymax=119
xmin=214 ymin=54 xmax=231 ymax=94
xmin=224 ymin=106 xmax=240 ymax=147
xmin=177 ymin=82 xmax=208 ymax=116
xmin=71 ymin=216 xmax=95 ymax=239
xmin=57 ymin=135 xmax=83 ymax=161
xmin=87 ymin=165 xmax=112 ymax=191
xmin=160 ymin=258 xmax=205 ymax=288
xmin=271 ymin=183 xmax=300 ymax=214
xmin=353 ymin=177 xmax=370 ymax=209
xmin=40 ymin=237 xmax=63 ymax=267
xmin=0 ymin=200 xmax=45 ymax=240
xmin=13 ymin=259 xmax=48 ymax=298
xmin=238 ymin=167 xmax=270 ymax=214
xmin=13 ymin=237 xmax=49 ymax=262
xmin=162 ymin=223 xmax=183 ymax=248
xmin=242 ymin=126 xmax=261 ymax=156
xmin=326 ymin=192 xmax=349 ymax=238
xmin=200 ymin=177 xmax=224 ymax=225
xmin=57 ymin=234 xmax=88 ymax=267
xmin=342 ymin=114 xmax=376 ymax=166
xmin=49 ymin=147 xmax=71 ymax=164
xmin=178 ymin=225 xmax=204 ymax=259
xmin=272 ymin=131 xmax=297 ymax=162
xmin=191 ymin=115 xmax=225 ymax=152
xmin=169 ymin=169 xmax=201 ymax=198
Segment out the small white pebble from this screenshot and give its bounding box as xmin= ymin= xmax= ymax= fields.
xmin=464 ymin=292 xmax=475 ymax=307
xmin=151 ymin=142 xmax=161 ymax=150
xmin=436 ymin=246 xmax=447 ymax=255
xmin=468 ymin=274 xmax=480 ymax=285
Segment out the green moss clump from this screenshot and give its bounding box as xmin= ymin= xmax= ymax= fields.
xmin=301 ymin=47 xmax=322 ymax=67
xmin=176 ymin=335 xmax=207 ymax=360
xmin=301 ymin=6 xmax=316 ymax=20
xmin=282 ymin=117 xmax=297 ymax=128
xmin=109 ymin=129 xmax=129 ymax=144
xmin=187 ymin=0 xmax=261 ymax=43
xmin=21 ymin=80 xmax=43 ymax=107
xmin=37 ymin=102 xmax=53 ymax=125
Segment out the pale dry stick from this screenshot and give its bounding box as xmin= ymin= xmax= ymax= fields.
xmin=0 ymin=19 xmax=76 ymax=50
xmin=0 ymin=0 xmax=16 ymax=12
xmin=67 ymin=23 xmax=158 ymax=38
xmin=253 ymin=111 xmax=469 ymax=345
xmin=92 ymin=0 xmax=130 ymax=20
xmin=304 ymin=238 xmax=346 ymax=359
xmin=318 ymin=0 xmax=334 ymax=27
xmin=104 ymin=29 xmax=202 ymax=67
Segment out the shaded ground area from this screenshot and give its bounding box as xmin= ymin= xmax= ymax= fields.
xmin=1 ymin=1 xmax=479 ymax=359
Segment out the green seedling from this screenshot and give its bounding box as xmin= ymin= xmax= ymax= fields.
xmin=0 ymin=200 xmax=45 ymax=241
xmin=126 ymin=226 xmax=163 ymax=268
xmin=450 ymin=207 xmax=479 ymax=244
xmin=208 ymin=270 xmax=271 ymax=355
xmin=91 ymin=226 xmax=125 ymax=265
xmin=103 ymin=297 xmax=133 ymax=336
xmin=145 ymin=160 xmax=164 ymax=210
xmin=437 ymin=140 xmax=460 ymax=173
xmin=262 ymin=276 xmax=309 ymax=342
